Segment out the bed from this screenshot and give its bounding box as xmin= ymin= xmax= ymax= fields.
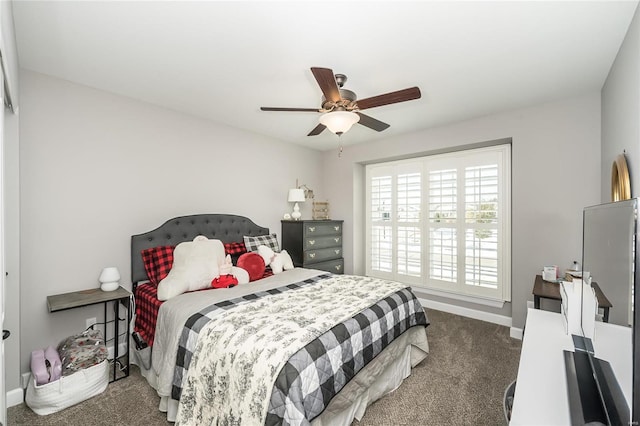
xmin=130 ymin=214 xmax=429 ymax=425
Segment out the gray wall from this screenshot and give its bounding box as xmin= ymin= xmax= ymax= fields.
xmin=18 ymin=70 xmax=324 ymax=373
xmin=323 ymin=93 xmax=602 ymax=330
xmin=602 ymin=3 xmax=640 ymax=201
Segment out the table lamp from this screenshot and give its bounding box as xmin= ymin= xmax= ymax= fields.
xmin=99 ymin=267 xmax=120 ymax=292
xmin=288 ymin=188 xmax=306 ymax=220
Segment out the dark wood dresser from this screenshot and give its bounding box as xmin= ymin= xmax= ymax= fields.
xmin=281 ymin=220 xmax=344 ymax=274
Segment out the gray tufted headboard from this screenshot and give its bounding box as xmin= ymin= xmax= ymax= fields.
xmin=131 ymin=214 xmax=269 ymax=287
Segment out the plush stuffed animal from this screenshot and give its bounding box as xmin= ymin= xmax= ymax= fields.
xmin=219 ymin=254 xmax=233 ymax=275
xmin=257 ymin=245 xmax=294 ymax=274
xmin=212 ymin=254 xmax=249 ymax=286
xmin=211 ymin=274 xmax=238 ymax=289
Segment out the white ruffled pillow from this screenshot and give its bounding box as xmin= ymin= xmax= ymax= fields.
xmin=157 ymin=236 xmax=224 ymax=301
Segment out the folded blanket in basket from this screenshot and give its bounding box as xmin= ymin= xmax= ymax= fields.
xmin=57 ymin=329 xmax=108 ymax=376
xmin=30 ymin=346 xmax=62 ymax=386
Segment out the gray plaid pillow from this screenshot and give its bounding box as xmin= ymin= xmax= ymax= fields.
xmin=244 ymin=234 xmax=280 ymax=253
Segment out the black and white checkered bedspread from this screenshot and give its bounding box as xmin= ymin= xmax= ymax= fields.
xmin=171 ymin=273 xmax=332 ymax=401
xmin=266 ymin=287 xmax=428 ymax=424
xmin=172 ymin=274 xmax=428 ymax=424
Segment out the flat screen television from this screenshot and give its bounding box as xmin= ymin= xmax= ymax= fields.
xmin=577 ymin=199 xmax=639 ymax=425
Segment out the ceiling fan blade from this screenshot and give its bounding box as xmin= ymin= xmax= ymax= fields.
xmin=356 ymin=112 xmax=390 ymax=132
xmin=260 ymin=107 xmax=320 ymax=112
xmin=356 ymin=87 xmax=421 ymax=110
xmin=307 ymin=123 xmax=326 ymax=136
xmin=311 ymin=67 xmax=341 ymax=103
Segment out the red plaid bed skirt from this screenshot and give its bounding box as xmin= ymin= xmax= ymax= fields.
xmin=134 ymin=269 xmax=274 ymax=348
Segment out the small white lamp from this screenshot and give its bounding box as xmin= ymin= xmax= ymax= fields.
xmin=99 ymin=267 xmax=120 ymax=292
xmin=288 ymin=188 xmax=306 ymax=220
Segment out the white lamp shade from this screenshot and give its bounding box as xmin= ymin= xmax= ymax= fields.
xmin=319 ymin=111 xmax=360 ymax=135
xmin=99 ymin=267 xmax=120 ymax=291
xmin=288 ymin=188 xmax=306 ymax=203
xmin=99 ymin=267 xmax=120 ymax=283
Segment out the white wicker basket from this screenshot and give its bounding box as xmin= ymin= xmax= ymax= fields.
xmin=25 ymin=359 xmax=109 ymax=415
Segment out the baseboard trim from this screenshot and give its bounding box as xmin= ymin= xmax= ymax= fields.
xmin=510 ymin=327 xmax=524 ymax=340
xmin=416 ymin=287 xmax=505 ymax=308
xmin=7 ymin=386 xmax=23 ymax=407
xmin=419 ymin=297 xmax=512 ymax=328
xmin=21 ymin=372 xmax=30 ymax=389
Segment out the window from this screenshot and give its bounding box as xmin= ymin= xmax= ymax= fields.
xmin=366 ymin=145 xmax=511 ymax=302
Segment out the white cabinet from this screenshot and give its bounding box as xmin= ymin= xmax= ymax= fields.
xmin=510 ymin=308 xmax=631 ymax=425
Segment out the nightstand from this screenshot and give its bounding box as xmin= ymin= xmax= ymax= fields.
xmin=282 ymin=220 xmax=344 ymax=274
xmin=47 ymin=286 xmax=132 ymax=382
xmin=532 ymin=274 xmax=612 ymax=322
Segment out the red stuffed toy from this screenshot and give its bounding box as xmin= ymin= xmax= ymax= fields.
xmin=211 ymin=274 xmax=238 ymax=289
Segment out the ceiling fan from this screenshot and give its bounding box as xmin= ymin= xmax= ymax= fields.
xmin=260 ymin=67 xmax=421 ymax=136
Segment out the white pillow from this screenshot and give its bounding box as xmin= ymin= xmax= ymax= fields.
xmin=157 ymin=236 xmax=224 ymax=301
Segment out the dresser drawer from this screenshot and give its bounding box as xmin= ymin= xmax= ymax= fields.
xmin=304 ymin=222 xmax=342 ymax=237
xmin=304 ymin=235 xmax=342 ymax=250
xmin=307 ymin=258 xmax=344 ymax=275
xmin=304 ymin=246 xmax=342 ymax=263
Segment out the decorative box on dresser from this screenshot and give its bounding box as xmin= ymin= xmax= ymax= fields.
xmin=281 ymin=220 xmax=344 ymax=274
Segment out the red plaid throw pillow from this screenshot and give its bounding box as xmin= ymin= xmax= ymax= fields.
xmin=224 ymin=242 xmax=247 ymax=256
xmin=141 ymin=246 xmax=174 ymax=286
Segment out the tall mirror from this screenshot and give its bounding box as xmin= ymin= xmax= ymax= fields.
xmin=578 ymin=198 xmax=637 ymax=424
xmin=582 ymin=199 xmax=635 ymax=329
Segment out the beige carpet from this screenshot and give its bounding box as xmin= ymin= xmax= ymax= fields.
xmin=8 ymin=309 xmax=521 ymax=425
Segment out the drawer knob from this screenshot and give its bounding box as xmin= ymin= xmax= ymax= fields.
xmin=335 ymin=265 xmax=342 ymax=271
xmin=308 ymin=227 xmax=316 ymax=233
xmin=335 ymin=249 xmax=340 ymax=255
xmin=334 ymin=226 xmax=340 ymax=231
xmin=309 ymin=253 xmax=316 ymax=259
xmin=308 ymin=240 xmax=316 ymax=245
xmin=334 ymin=237 xmax=340 ymax=243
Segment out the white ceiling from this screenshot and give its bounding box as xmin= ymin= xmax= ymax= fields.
xmin=12 ymin=1 xmax=639 ymax=151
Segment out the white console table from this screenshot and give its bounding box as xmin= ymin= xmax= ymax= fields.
xmin=510 ymin=308 xmax=631 ymax=425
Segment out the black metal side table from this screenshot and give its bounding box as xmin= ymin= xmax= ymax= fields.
xmin=47 ymin=286 xmax=132 ymax=382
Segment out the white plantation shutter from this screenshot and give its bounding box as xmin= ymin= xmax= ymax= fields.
xmin=397 ymin=171 xmax=421 ymax=278
xmin=366 ymin=164 xmax=422 ymax=284
xmin=428 ymin=168 xmax=457 ymax=284
xmin=366 ymin=145 xmax=511 ymax=303
xmin=368 ymin=170 xmax=394 ymax=278
xmin=465 ymin=164 xmax=499 ymax=289
xmin=370 ymin=225 xmax=392 ymax=273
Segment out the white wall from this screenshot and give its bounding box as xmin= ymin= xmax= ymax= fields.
xmin=4 ymin=110 xmax=19 ymax=394
xmin=323 ymin=93 xmax=602 ymax=330
xmin=602 ymin=3 xmax=640 ymax=201
xmin=0 ymin=0 xmax=19 ymax=110
xmin=1 ymin=0 xmax=21 ymax=398
xmin=18 ymin=70 xmax=324 ymax=374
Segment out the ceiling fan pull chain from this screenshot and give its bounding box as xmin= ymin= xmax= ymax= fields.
xmin=338 ymin=143 xmax=343 ymax=158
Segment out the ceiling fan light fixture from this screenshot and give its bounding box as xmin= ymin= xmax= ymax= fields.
xmin=319 ymin=111 xmax=360 ymax=135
